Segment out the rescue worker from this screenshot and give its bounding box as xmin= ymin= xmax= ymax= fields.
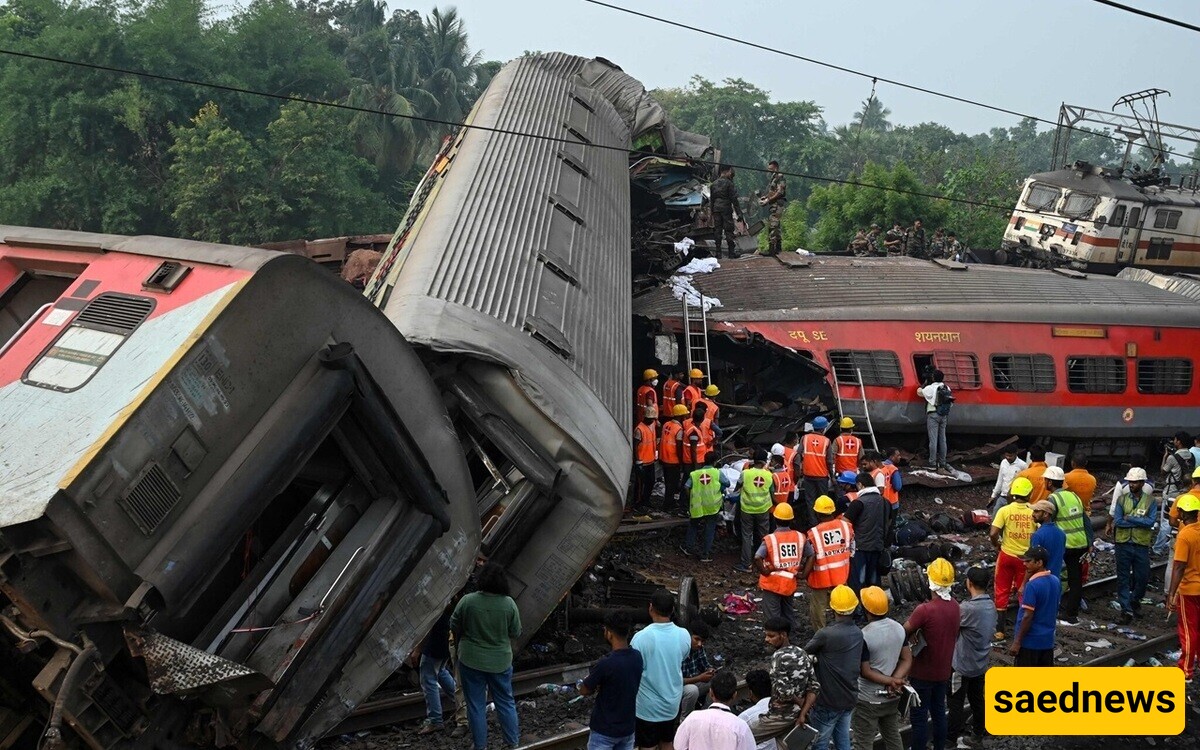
xmin=1166 ymin=494 xmax=1200 ymax=681
xmin=680 ymin=404 xmax=710 ymax=517
xmin=1064 ymin=452 xmax=1097 ymax=507
xmin=848 ymin=229 xmax=870 ymax=255
xmin=769 ymin=453 xmax=795 ymax=516
xmin=864 ymin=451 xmax=901 ymax=544
xmin=834 ymin=470 xmax=859 ymax=513
xmin=990 ymin=476 xmax=1035 ymax=640
xmin=660 ymin=405 xmax=687 ymax=515
xmin=782 ymin=432 xmax=802 ymax=486
xmin=928 ymin=227 xmax=946 ymax=258
xmin=1169 ymin=468 xmax=1200 ymax=529
xmin=709 ymin=165 xmax=742 ymax=259
xmin=682 ymin=455 xmax=728 ymax=562
xmin=758 ymin=160 xmax=787 ymax=256
xmin=636 ymin=369 xmax=659 ymax=423
xmin=681 ymin=368 xmax=705 ymax=412
xmin=755 ymin=503 xmax=804 ymax=629
xmin=800 ymin=417 xmax=835 ymax=531
xmin=736 ymin=455 xmax=774 ymax=574
xmin=697 ymin=384 xmax=722 ymax=423
xmin=804 ymin=585 xmax=863 ymax=750
xmin=1044 ymin=466 xmax=1092 ymax=624
xmin=694 ymin=384 xmax=723 ymax=453
xmin=1013 ymin=446 xmax=1050 ymax=504
xmin=854 ymin=585 xmax=910 ymax=750
xmin=1110 ymin=467 xmax=1157 ymax=624
xmin=631 ymin=407 xmax=658 ymax=520
xmin=802 ymin=495 xmax=854 ymax=633
xmin=1158 ymin=431 xmax=1194 ymax=556
xmin=833 ymin=418 xmax=862 ymax=476
xmin=661 ymin=370 xmax=685 ymax=423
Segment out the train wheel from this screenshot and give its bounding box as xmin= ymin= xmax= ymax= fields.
xmin=677 ymin=576 xmax=700 ymax=628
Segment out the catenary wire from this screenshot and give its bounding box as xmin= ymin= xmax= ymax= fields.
xmin=1089 ymin=0 xmax=1200 ymax=34
xmin=581 ymin=0 xmax=1200 ymax=167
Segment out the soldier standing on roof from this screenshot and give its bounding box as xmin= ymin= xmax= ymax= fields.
xmin=759 ymin=160 xmax=786 ymax=256
xmin=709 ymin=166 xmax=742 ymax=259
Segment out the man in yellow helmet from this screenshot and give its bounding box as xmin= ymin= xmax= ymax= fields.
xmin=802 ymin=495 xmax=854 ymax=632
xmin=636 ymin=368 xmax=659 ymax=422
xmin=755 ymin=503 xmax=804 ymax=630
xmin=989 ymin=476 xmax=1034 ymax=639
xmin=903 ymin=559 xmax=960 ymax=750
xmin=804 ymin=585 xmax=863 ymax=749
xmin=1167 ymin=493 xmax=1200 ymax=681
xmin=854 ymin=586 xmax=910 ymax=750
xmin=681 ymin=368 xmax=705 ymax=412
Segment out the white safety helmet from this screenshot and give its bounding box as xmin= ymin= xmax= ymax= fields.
xmin=1125 ymin=467 xmax=1148 ymax=482
xmin=770 ymin=443 xmax=786 ymax=457
xmin=1042 ymin=466 xmax=1065 ymax=482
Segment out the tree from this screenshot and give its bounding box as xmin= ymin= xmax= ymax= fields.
xmin=806 ymin=162 xmax=948 ymax=251
xmin=855 ymin=96 xmax=891 ymax=133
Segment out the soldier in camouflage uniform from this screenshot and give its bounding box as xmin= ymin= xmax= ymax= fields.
xmin=746 ymin=616 xmax=820 ymax=742
xmin=929 ymin=228 xmax=947 ymax=259
xmin=883 ymin=223 xmax=905 ymax=255
xmin=709 ymin=165 xmax=741 ymax=259
xmin=866 ymin=224 xmax=882 ymax=256
xmin=906 ymin=218 xmax=927 ymax=258
xmin=946 ymin=232 xmax=966 ymax=262
xmin=759 ymin=160 xmax=787 ymax=256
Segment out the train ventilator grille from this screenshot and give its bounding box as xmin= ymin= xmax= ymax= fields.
xmin=74 ymin=293 xmax=154 ymax=332
xmin=119 ymin=463 xmax=182 ymax=535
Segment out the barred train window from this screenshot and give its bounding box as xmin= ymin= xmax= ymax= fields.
xmin=933 ymin=351 xmax=981 ymax=389
xmin=828 ymin=350 xmax=903 ymax=387
xmin=991 ymin=354 xmax=1056 ymax=392
xmin=1137 ymin=359 xmax=1192 ymax=395
xmin=1023 ymin=183 xmax=1060 ymax=212
xmin=1066 ymin=356 xmax=1125 ymax=394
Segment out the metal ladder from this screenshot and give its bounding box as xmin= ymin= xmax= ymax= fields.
xmin=831 ymin=366 xmax=879 ymax=451
xmin=681 ymin=296 xmax=711 ymax=384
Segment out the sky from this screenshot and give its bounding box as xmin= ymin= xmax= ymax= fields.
xmin=420 ymin=0 xmax=1200 ymax=145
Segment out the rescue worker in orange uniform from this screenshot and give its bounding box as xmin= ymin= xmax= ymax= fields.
xmin=781 ymin=432 xmax=802 ymax=486
xmin=693 ymin=385 xmax=723 ymax=454
xmin=1014 ymin=445 xmax=1051 ymax=505
xmin=681 ymin=368 xmax=705 ymax=412
xmin=755 ymin=502 xmax=804 ymax=629
xmin=769 ymin=453 xmax=795 ymax=513
xmin=802 ymin=495 xmax=855 ymax=632
xmin=661 ymin=370 xmax=685 ymax=423
xmin=631 ymin=406 xmax=658 ymax=520
xmin=635 ymin=368 xmax=659 ymax=423
xmin=800 ymin=417 xmax=836 ymax=531
xmin=833 ymin=417 xmax=863 ymax=475
xmin=660 ymin=405 xmax=687 ymax=515
xmin=680 ymin=403 xmax=710 ymax=516
xmin=865 ymin=450 xmax=902 ymax=544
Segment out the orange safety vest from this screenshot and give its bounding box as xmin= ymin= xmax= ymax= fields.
xmin=635 ymin=384 xmax=658 ymax=422
xmin=772 ymin=469 xmax=794 ymax=506
xmin=782 ymin=445 xmax=799 ymax=483
xmin=662 ymin=378 xmax=681 ymax=418
xmin=634 ymin=422 xmax=657 ymax=464
xmin=802 ymin=434 xmax=832 ymax=478
xmin=681 ymin=419 xmax=708 ymax=464
xmin=759 ymin=529 xmax=804 ymax=596
xmin=682 ymin=384 xmax=702 ymax=410
xmin=660 ymin=421 xmax=684 ymax=464
xmin=874 ymin=464 xmax=899 ymax=507
xmin=833 ymin=434 xmax=862 ymax=475
xmin=699 ymin=416 xmax=717 ymax=452
xmin=696 ymin=396 xmax=720 ymax=423
xmin=806 ymin=518 xmax=853 ymax=590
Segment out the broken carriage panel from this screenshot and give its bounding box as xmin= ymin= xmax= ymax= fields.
xmin=0 ymin=228 xmax=478 ymax=750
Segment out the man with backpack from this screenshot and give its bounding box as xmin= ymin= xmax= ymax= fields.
xmin=916 ymin=369 xmax=952 ymax=471
xmin=1158 ymin=432 xmax=1196 ymax=556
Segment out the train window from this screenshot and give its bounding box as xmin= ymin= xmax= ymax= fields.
xmin=828 ymin=350 xmax=903 ymax=387
xmin=1023 ymin=183 xmax=1060 ymax=211
xmin=931 ymin=351 xmax=981 ymax=389
xmin=1126 ymin=206 xmax=1141 ymax=228
xmin=1153 ymin=210 xmax=1181 ymax=230
xmin=991 ymin=354 xmax=1056 ymax=392
xmin=1062 ymin=192 xmax=1098 ymax=219
xmin=1137 ymin=358 xmax=1192 ymax=395
xmin=1146 ymin=237 xmax=1174 ymax=261
xmin=23 ymin=293 xmax=155 ymax=392
xmin=1066 ymin=356 xmax=1125 ymax=394
xmin=1111 ymin=205 xmax=1127 ymax=227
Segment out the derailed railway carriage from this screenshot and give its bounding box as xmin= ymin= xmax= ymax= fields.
xmin=0 ymin=229 xmax=480 ymax=749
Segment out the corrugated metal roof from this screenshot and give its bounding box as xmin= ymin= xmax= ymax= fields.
xmin=632 ymin=255 xmax=1200 ymax=326
xmin=1118 ymin=267 xmax=1200 ymax=302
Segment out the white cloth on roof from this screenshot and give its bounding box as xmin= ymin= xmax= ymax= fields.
xmin=675 ymin=237 xmax=696 ymax=256
xmin=675 ymin=257 xmax=720 ymax=275
xmin=669 ymin=276 xmax=722 ymax=312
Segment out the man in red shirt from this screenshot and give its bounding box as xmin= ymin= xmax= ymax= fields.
xmin=903 ymin=558 xmax=960 ymax=750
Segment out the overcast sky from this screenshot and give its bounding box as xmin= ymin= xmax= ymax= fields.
xmin=428 ymin=0 xmax=1200 ymax=144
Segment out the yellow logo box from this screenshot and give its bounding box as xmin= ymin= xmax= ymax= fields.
xmin=985 ymin=667 xmax=1186 ymax=736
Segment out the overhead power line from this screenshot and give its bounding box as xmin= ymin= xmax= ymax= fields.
xmin=582 ymin=0 xmax=1200 ymax=167
xmin=1090 ymin=0 xmax=1200 ymax=34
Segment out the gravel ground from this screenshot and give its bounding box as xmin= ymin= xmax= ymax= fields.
xmin=322 ymin=463 xmax=1199 ymax=749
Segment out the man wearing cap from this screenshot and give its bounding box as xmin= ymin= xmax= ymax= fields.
xmin=756 ymin=503 xmax=806 ymax=629
xmin=1167 ymin=494 xmax=1200 ymax=681
xmin=1029 ymin=500 xmax=1065 ymax=578
xmin=834 ymin=470 xmax=858 ymax=513
xmin=803 ymin=496 xmax=855 ymax=633
xmin=804 ymin=585 xmax=864 ymax=750
xmin=948 ymin=567 xmax=994 ymax=750
xmin=903 ymin=559 xmax=960 ymax=750
xmin=660 ymin=405 xmax=688 ymax=515
xmin=1044 ymin=466 xmax=1092 ymax=623
xmin=637 ymin=369 xmax=660 ymax=423
xmin=800 ymin=419 xmax=836 ymax=530
xmin=736 ymin=456 xmax=774 ymax=574
xmin=681 ymin=369 xmax=705 ymax=413
xmin=990 ymin=477 xmax=1035 ymax=639
xmin=1009 ymin=546 xmax=1060 ymax=666
xmin=844 ymin=472 xmax=888 ymax=594
xmin=1110 ymin=467 xmax=1157 ymax=624
xmin=853 ymin=586 xmax=910 ymax=750
xmin=833 ymin=418 xmax=862 ymax=476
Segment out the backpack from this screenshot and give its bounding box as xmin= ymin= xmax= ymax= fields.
xmin=1174 ymin=448 xmax=1196 ymax=484
xmin=934 ymin=384 xmax=954 ymax=416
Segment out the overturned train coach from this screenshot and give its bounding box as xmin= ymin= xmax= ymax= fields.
xmin=634 ymin=256 xmax=1200 ymax=458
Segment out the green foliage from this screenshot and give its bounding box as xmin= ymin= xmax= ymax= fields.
xmin=807 ymin=162 xmax=948 ymax=251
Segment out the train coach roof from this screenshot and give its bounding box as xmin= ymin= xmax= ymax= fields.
xmin=0 ymin=226 xmax=283 ymax=270
xmin=1026 ymin=169 xmax=1146 ymax=201
xmin=632 ymin=255 xmax=1200 ymax=327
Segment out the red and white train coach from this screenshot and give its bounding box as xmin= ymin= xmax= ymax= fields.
xmin=633 ymin=256 xmax=1200 ymax=453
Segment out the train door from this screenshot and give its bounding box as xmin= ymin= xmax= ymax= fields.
xmin=1116 ymin=204 xmax=1143 ymax=265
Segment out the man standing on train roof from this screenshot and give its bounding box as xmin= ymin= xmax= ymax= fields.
xmin=1043 ymin=466 xmax=1092 ymax=624
xmin=865 ymin=224 xmax=882 ymax=256
xmin=755 ymin=503 xmax=806 ymax=630
xmin=636 ymin=369 xmax=659 ymax=423
xmin=990 ymin=476 xmax=1035 ymax=640
xmin=631 ymin=406 xmax=659 ymax=522
xmin=800 ymin=417 xmax=836 ymax=531
xmin=883 ymin=223 xmax=905 ymax=255
xmin=709 ymin=165 xmax=742 ymax=260
xmin=736 ymin=454 xmax=774 ymax=574
xmin=946 ymin=232 xmax=965 ymax=263
xmin=758 ymin=160 xmax=787 ymax=257
xmin=681 ymin=369 xmax=705 ymax=413
xmin=833 ymin=418 xmax=862 ymax=477
xmin=1166 ymin=493 xmax=1200 ymax=682
xmin=916 ymin=369 xmax=950 ymax=472
xmin=905 ymin=219 xmax=926 ymax=258
xmin=1109 ymin=467 xmax=1157 ymax=625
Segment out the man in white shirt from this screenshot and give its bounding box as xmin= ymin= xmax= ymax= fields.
xmin=916 ymin=370 xmax=949 ymax=471
xmin=991 ymin=447 xmax=1028 ymax=518
xmin=675 ymin=670 xmax=756 ymax=750
xmin=736 ymin=670 xmax=777 ymax=750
